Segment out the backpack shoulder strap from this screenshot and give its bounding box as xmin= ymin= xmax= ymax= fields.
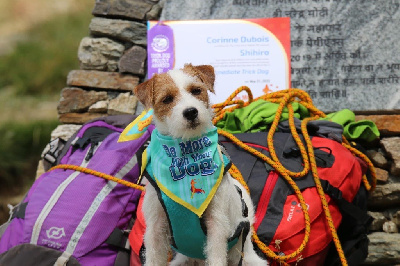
xmin=320 ymin=179 xmax=372 ymax=227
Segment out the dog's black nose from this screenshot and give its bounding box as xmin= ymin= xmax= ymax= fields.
xmin=183 ymin=107 xmax=198 ymax=121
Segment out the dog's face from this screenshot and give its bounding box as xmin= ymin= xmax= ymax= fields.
xmin=134 ymin=64 xmax=216 ymax=139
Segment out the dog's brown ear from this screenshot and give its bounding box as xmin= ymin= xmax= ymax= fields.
xmin=184 ymin=64 xmax=215 ymax=93
xmin=134 ymin=76 xmax=155 ymax=108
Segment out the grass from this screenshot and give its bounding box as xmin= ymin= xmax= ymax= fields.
xmin=0 ymin=119 xmax=60 ymax=195
xmin=0 ymin=5 xmax=93 ymax=95
xmin=0 ymin=4 xmax=93 ymax=198
xmin=0 ymin=87 xmax=59 ymax=123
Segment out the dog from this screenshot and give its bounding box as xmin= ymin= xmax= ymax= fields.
xmin=134 ymin=64 xmax=268 ymax=266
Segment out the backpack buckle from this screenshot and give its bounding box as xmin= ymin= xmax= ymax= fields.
xmin=43 ymin=138 xmax=66 ymax=165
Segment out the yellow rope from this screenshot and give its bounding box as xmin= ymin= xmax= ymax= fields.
xmin=213 ymin=87 xmax=376 ymax=265
xmin=229 ymin=163 xmax=250 ymax=195
xmin=49 ymin=164 xmax=145 ymax=191
xmin=266 ymin=91 xmax=310 ymax=179
xmin=301 ymin=116 xmax=347 ymax=266
xmin=213 ymin=86 xmax=254 ymax=124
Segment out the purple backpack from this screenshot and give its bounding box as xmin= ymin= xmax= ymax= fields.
xmin=0 ymin=115 xmax=153 ymax=266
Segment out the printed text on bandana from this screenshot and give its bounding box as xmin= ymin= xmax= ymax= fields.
xmin=162 ymin=136 xmax=218 ymax=181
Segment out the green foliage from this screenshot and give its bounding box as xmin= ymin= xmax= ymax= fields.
xmin=0 ymin=4 xmax=92 ymax=197
xmin=0 ymin=8 xmax=92 ymax=95
xmin=0 ymin=120 xmax=59 ymax=194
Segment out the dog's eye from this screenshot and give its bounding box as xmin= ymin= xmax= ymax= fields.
xmin=162 ymin=95 xmax=174 ymax=104
xmin=191 ymin=88 xmax=202 ymax=95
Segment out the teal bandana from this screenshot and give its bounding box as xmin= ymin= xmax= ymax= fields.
xmin=147 ymin=126 xmax=225 ymax=217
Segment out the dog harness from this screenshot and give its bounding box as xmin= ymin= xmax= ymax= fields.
xmin=142 ymin=127 xmax=249 ymax=259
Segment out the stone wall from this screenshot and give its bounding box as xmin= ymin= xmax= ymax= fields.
xmin=57 ymin=0 xmax=163 ymax=125
xmin=51 ymin=0 xmax=400 ymax=264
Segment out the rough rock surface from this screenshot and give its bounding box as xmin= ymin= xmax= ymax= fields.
xmin=366 ymin=150 xmax=389 ymax=170
xmin=58 ymin=87 xmax=108 ymax=114
xmin=92 ymin=0 xmax=160 ymax=20
xmin=383 ymin=221 xmax=399 ymax=233
xmin=78 ymin=37 xmax=124 ymax=72
xmin=50 ymin=124 xmax=82 ymax=141
xmin=89 ymin=100 xmax=109 ymax=113
xmin=118 ymin=46 xmax=147 ymax=75
xmin=89 ymin=17 xmax=147 ymax=46
xmin=368 ymin=211 xmax=387 ymax=232
xmin=67 ymin=70 xmax=139 ymax=91
xmin=392 ymin=211 xmax=400 ymax=227
xmin=365 ymin=232 xmax=400 ymax=264
xmin=107 ymin=92 xmax=138 ymax=115
xmin=375 ymin=168 xmax=389 ymax=183
xmin=381 ymin=137 xmax=400 ymax=176
xmin=368 ymin=183 xmax=400 ymax=209
xmin=58 ymin=113 xmax=106 ymax=125
xmin=145 ymin=1 xmax=164 ymax=20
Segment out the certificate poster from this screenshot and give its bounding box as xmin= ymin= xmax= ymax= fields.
xmin=147 ymin=18 xmax=291 ymax=104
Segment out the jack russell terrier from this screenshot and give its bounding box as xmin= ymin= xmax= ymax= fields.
xmin=134 ymin=64 xmax=268 ymax=266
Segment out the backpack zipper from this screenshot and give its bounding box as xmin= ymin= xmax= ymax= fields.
xmin=85 ymin=142 xmax=98 ymax=161
xmin=254 ymin=170 xmax=279 ymax=232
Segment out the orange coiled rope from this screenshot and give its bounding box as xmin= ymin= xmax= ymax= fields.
xmin=212 ymin=87 xmax=376 ymax=265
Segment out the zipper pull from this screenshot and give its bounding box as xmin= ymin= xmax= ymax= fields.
xmin=85 ymin=142 xmax=98 ymax=161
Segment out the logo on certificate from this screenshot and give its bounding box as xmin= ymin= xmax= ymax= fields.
xmin=151 ymin=34 xmax=169 ymax=52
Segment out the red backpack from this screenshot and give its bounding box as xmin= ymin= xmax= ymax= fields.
xmin=219 ymin=131 xmax=373 ymax=265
